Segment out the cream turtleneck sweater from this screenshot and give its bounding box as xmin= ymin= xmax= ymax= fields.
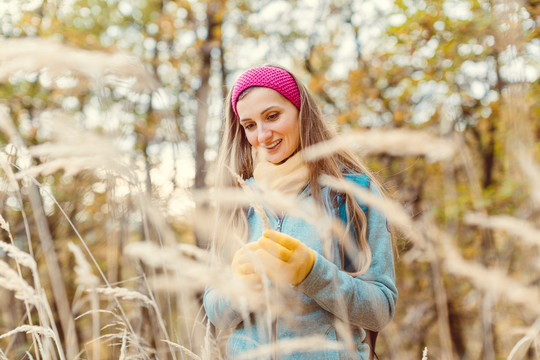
xmin=252 ymin=148 xmax=310 ymax=197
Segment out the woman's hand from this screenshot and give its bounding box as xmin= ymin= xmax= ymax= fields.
xmin=255 ymin=229 xmax=316 ymax=286
xmin=231 ymin=242 xmax=263 ymax=289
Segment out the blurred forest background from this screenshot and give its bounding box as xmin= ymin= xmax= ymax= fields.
xmin=0 ymin=0 xmax=539 ymax=359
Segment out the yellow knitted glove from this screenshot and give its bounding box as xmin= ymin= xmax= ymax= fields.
xmin=255 ymin=229 xmax=316 ymax=285
xmin=231 ymin=242 xmax=263 ymax=288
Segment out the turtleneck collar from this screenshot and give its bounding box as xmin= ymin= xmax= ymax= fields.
xmin=252 ymin=148 xmax=310 ymax=197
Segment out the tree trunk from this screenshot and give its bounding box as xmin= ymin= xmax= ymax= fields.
xmin=28 ymin=184 xmax=80 ymax=359
xmin=3 ymin=104 xmax=79 ymax=359
xmin=194 ymin=57 xmax=211 ymax=190
xmin=429 ymin=256 xmax=454 ymax=360
xmin=193 ymin=0 xmax=225 ymax=248
xmin=194 ymin=0 xmax=225 ymax=190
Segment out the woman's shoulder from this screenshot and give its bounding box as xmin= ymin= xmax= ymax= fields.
xmin=324 ymin=172 xmax=371 ymax=213
xmin=343 ymin=172 xmax=370 ymax=188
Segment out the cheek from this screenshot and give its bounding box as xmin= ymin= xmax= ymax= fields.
xmin=285 ymin=121 xmax=300 ymax=145
xmin=244 ymin=131 xmax=257 ymax=146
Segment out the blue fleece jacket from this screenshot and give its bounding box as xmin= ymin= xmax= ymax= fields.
xmin=204 ymin=174 xmax=398 ymax=359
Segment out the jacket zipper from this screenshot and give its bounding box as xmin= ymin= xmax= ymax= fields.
xmin=272 ymin=215 xmax=283 ymax=360
xmin=276 ymin=215 xmax=283 ymax=232
xmin=271 ymin=319 xmax=277 ymax=360
xmin=266 ymin=183 xmax=307 ymax=359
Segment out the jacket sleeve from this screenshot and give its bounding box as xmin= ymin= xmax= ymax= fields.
xmin=296 ymin=183 xmax=398 ymax=331
xmin=203 ymin=286 xmax=244 ymax=330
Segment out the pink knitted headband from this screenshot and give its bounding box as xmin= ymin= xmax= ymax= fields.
xmin=231 ymin=66 xmax=301 ymax=118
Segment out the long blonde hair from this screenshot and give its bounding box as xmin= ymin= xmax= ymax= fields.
xmin=213 ymin=64 xmax=392 ymax=275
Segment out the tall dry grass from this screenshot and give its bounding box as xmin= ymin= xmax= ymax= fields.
xmin=1 ymin=112 xmax=538 ymax=359
xmin=0 ymin=6 xmax=539 ymax=359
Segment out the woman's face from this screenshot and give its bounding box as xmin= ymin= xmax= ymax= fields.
xmin=236 ymin=87 xmax=300 ymax=164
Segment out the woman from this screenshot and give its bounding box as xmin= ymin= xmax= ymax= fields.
xmin=204 ymin=65 xmax=398 ymax=359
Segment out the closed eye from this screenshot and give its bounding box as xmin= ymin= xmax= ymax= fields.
xmin=266 ymin=112 xmax=279 ymax=120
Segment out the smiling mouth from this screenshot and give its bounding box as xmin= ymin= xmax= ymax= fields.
xmin=264 ymin=139 xmax=282 ymax=151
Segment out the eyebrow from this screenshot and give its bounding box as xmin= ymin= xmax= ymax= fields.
xmin=239 ymin=105 xmax=282 ymax=123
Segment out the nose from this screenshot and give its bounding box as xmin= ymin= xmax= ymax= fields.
xmin=257 ymin=125 xmax=272 ymax=144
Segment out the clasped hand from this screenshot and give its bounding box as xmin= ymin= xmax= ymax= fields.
xmin=232 ymin=230 xmax=316 ymax=286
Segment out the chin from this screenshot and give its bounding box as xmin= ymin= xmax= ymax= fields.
xmin=265 ymin=148 xmax=295 ymax=164
xmin=270 ymin=154 xmax=290 ymax=164
xmin=267 ymin=157 xmax=282 ymax=164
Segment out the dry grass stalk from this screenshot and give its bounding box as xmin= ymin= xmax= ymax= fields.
xmin=517 ymin=150 xmax=540 ymax=207
xmin=235 ymin=335 xmax=343 ymax=360
xmin=124 ymin=241 xmax=187 ymax=270
xmin=507 ymin=317 xmax=540 ymax=360
xmin=68 ymin=242 xmax=100 ymax=290
xmin=15 ymin=157 xmax=117 ymax=181
xmin=74 ymin=309 xmax=118 ymax=321
xmin=23 ymin=182 xmax=146 ymax=360
xmin=93 ymin=317 xmax=154 ymax=360
xmin=161 ymin=340 xmax=200 ymax=360
xmin=195 ymin=183 xmax=349 ymax=263
xmin=318 ymin=174 xmax=426 ymax=247
xmin=0 ymin=37 xmax=158 ymax=92
xmin=82 ymin=324 xmax=134 ymax=360
xmin=13 ymin=114 xmax=134 ymax=181
xmin=0 ymin=261 xmax=38 ymax=305
xmin=119 ymin=330 xmax=128 ymax=360
xmin=177 ymin=243 xmax=212 ymax=262
xmin=0 ymin=216 xmax=36 ymax=272
xmin=5 ymin=129 xmax=146 ymax=358
xmin=0 ymin=241 xmax=37 ymax=274
xmin=93 ymin=287 xmax=154 ymax=307
xmin=98 ymin=328 xmax=155 ymax=360
xmin=138 ymin=194 xmax=178 ymax=247
xmin=0 ymin=325 xmax=54 ymax=340
xmin=303 ymin=129 xmax=456 ymax=163
xmin=464 ymin=213 xmax=540 ymax=248
xmin=0 ymin=106 xmax=22 ymax=147
xmin=0 ymin=195 xmax=59 ymax=360
xmin=226 ymin=165 xmax=270 ymax=230
xmin=138 ymin=274 xmax=178 ymax=360
xmin=68 ymin=243 xmax=101 ymax=360
xmin=197 ymin=185 xmax=348 ymax=270
xmin=434 ymin=227 xmax=540 ymax=316
xmin=196 ymin=185 xmax=338 ymax=240
xmin=0 ymin=214 xmax=9 ymax=233
xmin=193 ymin=187 xmax=253 ymax=212
xmin=125 ymin=241 xmax=270 ymax=313
xmin=201 ymin=320 xmax=221 ymax=360
xmin=0 ymin=152 xmax=21 ymax=196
